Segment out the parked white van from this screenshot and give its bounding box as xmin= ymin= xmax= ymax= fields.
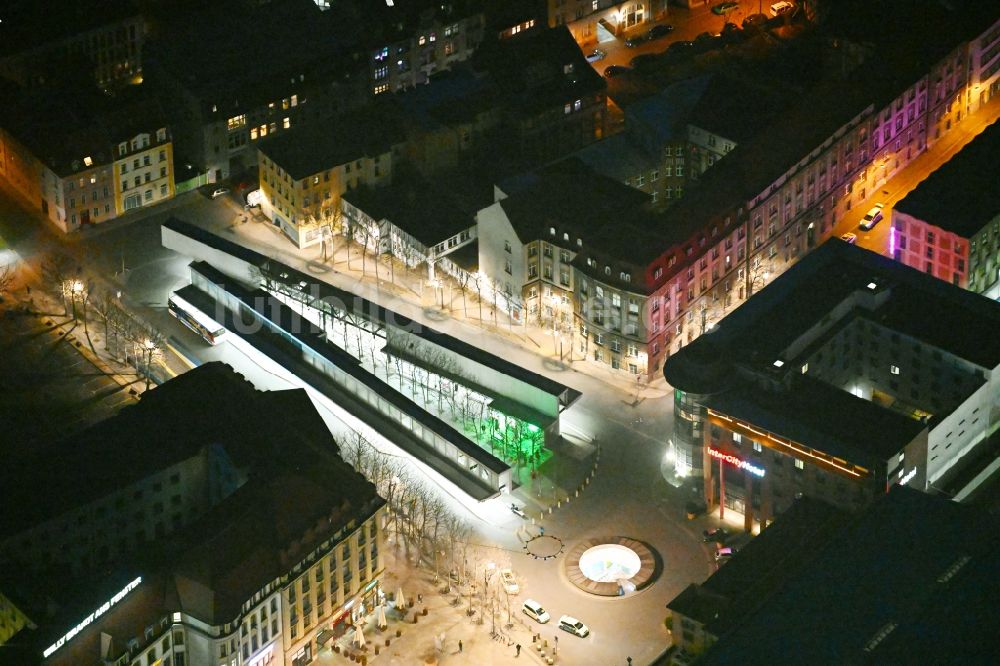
xmin=770 ymin=1 xmax=794 ymax=16
xmin=522 ymin=599 xmax=551 ymax=623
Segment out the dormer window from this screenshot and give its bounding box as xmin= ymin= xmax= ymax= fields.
xmin=564 ymin=64 xmax=574 ymax=74
xmin=605 ymin=266 xmax=611 ymax=276
xmin=549 ymin=227 xmax=556 ymax=236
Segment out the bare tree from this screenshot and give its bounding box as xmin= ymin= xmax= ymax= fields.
xmin=41 ymin=255 xmax=74 ymax=314
xmin=0 ymin=263 xmax=15 ymax=299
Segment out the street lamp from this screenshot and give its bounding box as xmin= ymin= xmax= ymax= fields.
xmin=69 ymin=279 xmax=84 ymax=319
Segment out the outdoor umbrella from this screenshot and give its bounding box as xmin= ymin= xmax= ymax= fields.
xmin=376 ymin=603 xmax=388 ymax=629
xmin=395 ymin=586 xmax=406 ymax=609
xmin=352 ymin=623 xmax=366 ymax=648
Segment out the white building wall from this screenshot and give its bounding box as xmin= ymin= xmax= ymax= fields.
xmin=475 ymin=202 xmax=525 ymax=316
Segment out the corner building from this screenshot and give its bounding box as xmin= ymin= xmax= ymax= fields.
xmin=665 ymin=242 xmax=1000 ymax=531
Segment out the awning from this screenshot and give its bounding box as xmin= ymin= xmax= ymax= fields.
xmin=317 ymin=629 xmax=335 ymax=647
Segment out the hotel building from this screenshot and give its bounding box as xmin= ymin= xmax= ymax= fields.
xmin=664 ymin=241 xmax=1000 ymax=531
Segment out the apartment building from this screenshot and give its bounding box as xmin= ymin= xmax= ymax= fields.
xmin=668 ymin=489 xmax=1000 ymax=664
xmin=892 ymin=121 xmax=1000 ymax=296
xmin=0 ymin=363 xmax=387 ymax=666
xmin=0 ymin=0 xmax=145 ymax=88
xmin=664 ymin=242 xmax=1000 ymax=528
xmin=477 ymin=160 xmax=651 ymax=350
xmin=472 ymin=26 xmax=608 ymax=167
xmin=361 ymin=0 xmax=486 ymax=96
xmin=143 ymin=1 xmax=360 ymax=182
xmin=0 ymin=89 xmax=175 ymax=232
xmin=572 ymin=2 xmax=1000 ymax=379
xmin=257 ymin=108 xmax=403 ymax=249
xmin=548 ymin=1 xmax=667 ymax=44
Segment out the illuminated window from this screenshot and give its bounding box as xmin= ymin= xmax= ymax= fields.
xmin=268 ymin=102 xmax=275 ymax=110
xmin=418 ymin=35 xmax=426 ymax=46
xmin=890 ymin=365 xmax=900 ymax=375
xmin=430 ymin=32 xmax=436 ymax=42
xmin=374 ymin=84 xmax=389 ymax=95
xmin=375 ymin=66 xmax=388 ymax=81
xmin=291 ymin=94 xmax=298 ymax=107
xmin=250 ymin=128 xmax=258 ymax=140
xmin=574 ymin=99 xmax=582 ymax=111
xmin=283 ymin=117 xmax=291 ymax=129
xmin=259 ymin=125 xmax=268 ymax=137
xmin=374 ymin=47 xmax=389 ymax=61
xmin=227 ymin=115 xmax=246 ymax=131
xmin=794 ymin=459 xmax=804 ymax=470
xmin=83 ymin=156 xmax=93 ymax=167
xmin=282 ymin=98 xmax=290 ymax=110
xmin=753 ymin=441 xmax=762 ymax=453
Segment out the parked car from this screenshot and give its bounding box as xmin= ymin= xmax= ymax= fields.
xmin=500 ymin=568 xmax=519 ymax=595
xmin=770 ymin=1 xmax=795 ymax=16
xmin=585 ymin=48 xmax=607 ymax=63
xmin=720 ymin=22 xmax=742 ymax=42
xmin=743 ymin=13 xmax=769 ymax=30
xmin=712 ymin=1 xmax=739 ymax=15
xmin=702 ymin=527 xmax=730 ymax=543
xmin=510 ymin=503 xmax=527 ymax=518
xmin=840 ymin=232 xmax=858 ymax=244
xmin=646 ymin=24 xmax=674 ymax=40
xmin=715 ymin=546 xmax=734 ymax=562
xmin=211 ymin=187 xmax=229 ymax=199
xmin=558 ymin=615 xmax=591 ymax=638
xmin=667 ymin=40 xmax=695 ymax=53
xmin=624 ymin=34 xmax=646 ymax=47
xmin=522 ymin=599 xmax=550 ymax=624
xmin=859 ymin=203 xmax=885 ymax=230
xmin=629 ymin=53 xmax=659 ymax=69
xmin=603 ymin=65 xmax=633 ymax=78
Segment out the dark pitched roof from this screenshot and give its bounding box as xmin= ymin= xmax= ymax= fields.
xmin=0 ymin=363 xmax=320 ymax=540
xmin=171 ymin=459 xmax=382 ymax=624
xmin=342 ymin=167 xmax=480 ymax=247
xmin=472 ymin=26 xmax=606 ymax=115
xmin=686 ymin=73 xmax=786 ymax=144
xmin=497 ymin=158 xmax=651 ymax=244
xmin=894 ymin=120 xmax=1000 ymax=237
xmin=258 ymin=106 xmax=404 ymax=180
xmin=0 ymin=0 xmax=139 ymax=59
xmin=700 ymin=487 xmax=1000 ymax=664
xmin=0 ymin=85 xmax=169 ymax=176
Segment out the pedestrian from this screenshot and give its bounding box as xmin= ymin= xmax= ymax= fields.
xmin=539 ymin=526 xmax=545 ymax=536
xmin=26 ymin=285 xmax=31 ymax=295
xmin=459 ymin=639 xmax=463 ymax=653
xmin=516 ymin=643 xmax=521 ymax=657
xmin=627 ymin=657 xmax=633 ymax=665
xmin=418 ymin=593 xmax=423 ymax=603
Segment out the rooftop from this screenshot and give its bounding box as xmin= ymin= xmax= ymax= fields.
xmin=0 ymin=362 xmax=327 ymax=541
xmin=665 ymin=242 xmax=1000 ymax=457
xmin=0 ymin=85 xmax=168 ymax=176
xmin=342 ymin=166 xmax=480 ymax=247
xmin=258 ymin=106 xmax=405 ymax=180
xmin=497 ymin=158 xmax=652 ymax=248
xmin=0 ymin=0 xmax=139 ymax=59
xmin=894 ymin=120 xmax=1000 ymax=237
xmin=472 ymin=26 xmax=606 ymax=115
xmin=685 ymin=73 xmax=786 ymax=145
xmin=668 ymin=497 xmax=848 ymax=632
xmin=699 ymin=487 xmax=1000 ymax=664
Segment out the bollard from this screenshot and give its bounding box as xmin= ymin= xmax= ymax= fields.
xmin=575 ymin=489 xmax=579 ymax=497
xmin=557 ymin=500 xmax=561 ymax=508
xmin=548 ymin=506 xmax=553 ymax=515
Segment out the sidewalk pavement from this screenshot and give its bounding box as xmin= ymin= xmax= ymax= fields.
xmin=211 ymin=214 xmax=670 ymax=401
xmin=315 ymin=547 xmax=551 ymax=666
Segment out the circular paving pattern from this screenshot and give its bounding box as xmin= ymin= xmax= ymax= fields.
xmin=523 ymin=534 xmax=565 ymax=560
xmin=564 ymin=537 xmax=657 ymax=596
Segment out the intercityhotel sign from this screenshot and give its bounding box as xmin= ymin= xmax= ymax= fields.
xmin=43 ymin=576 xmax=142 ymax=658
xmin=708 ymin=447 xmax=766 ymax=478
